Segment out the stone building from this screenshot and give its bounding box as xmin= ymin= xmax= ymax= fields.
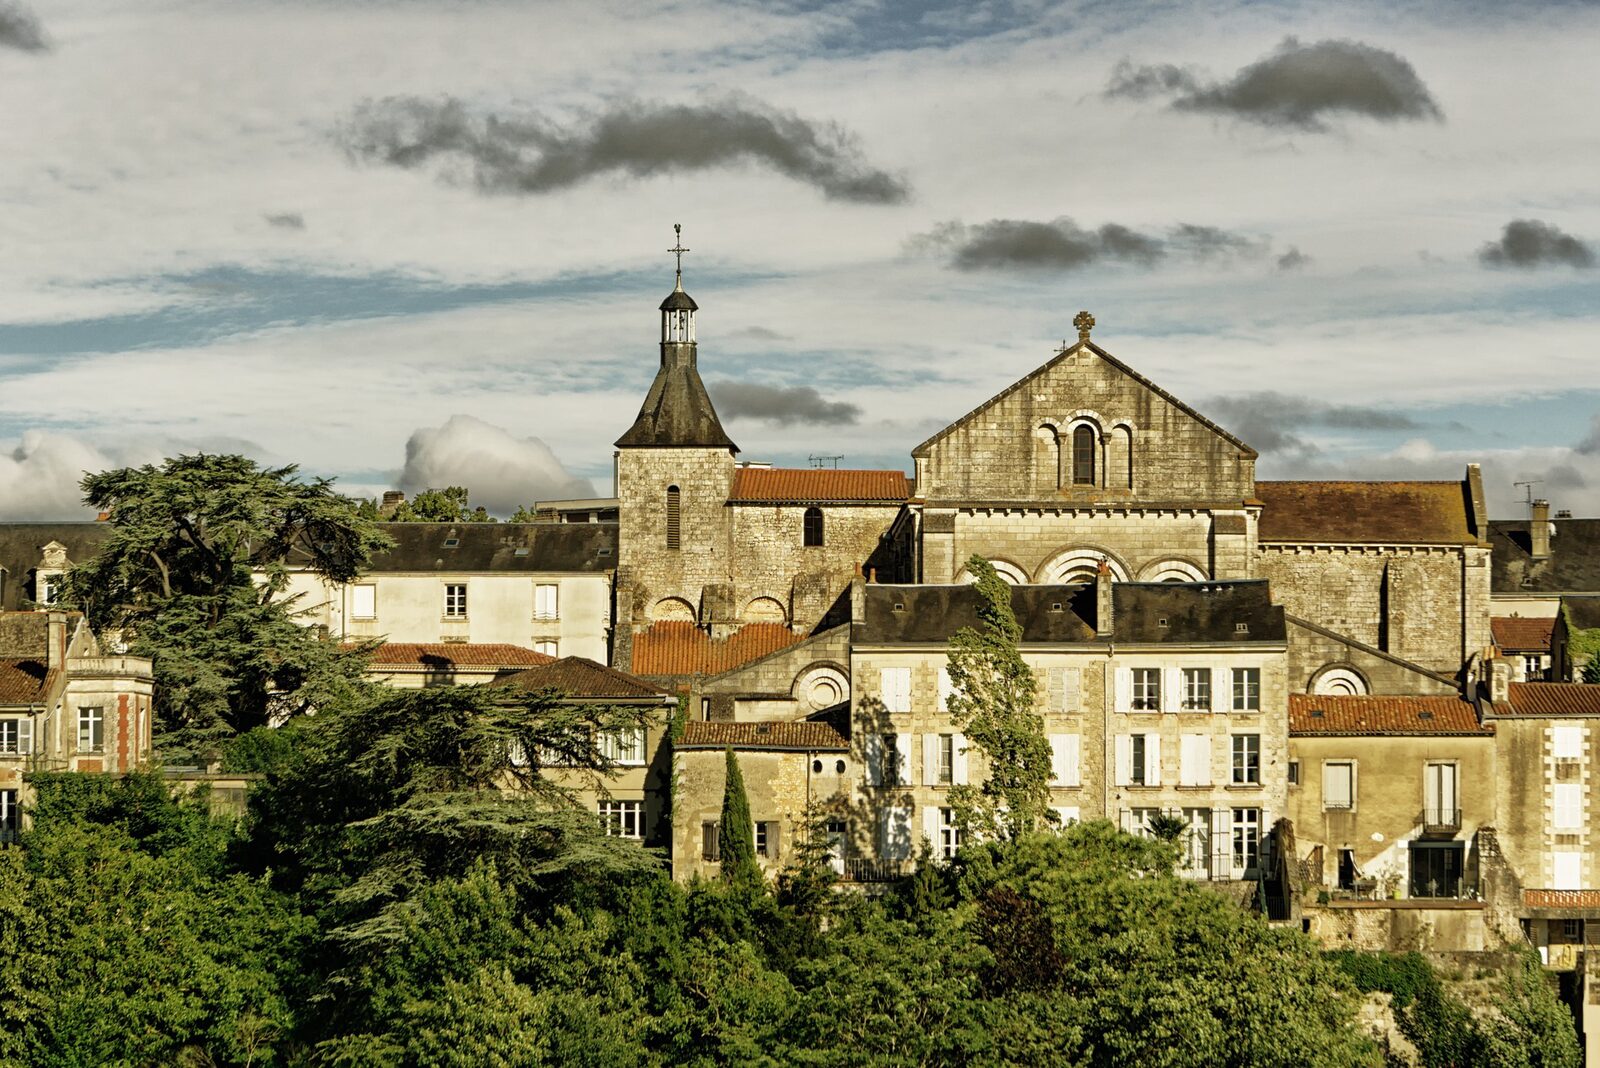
xmin=1 ymin=610 xmax=154 ymax=837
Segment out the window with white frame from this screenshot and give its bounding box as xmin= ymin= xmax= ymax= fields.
xmin=1118 ymin=733 xmax=1159 ymax=786
xmin=882 ymin=733 xmax=905 ymax=785
xmin=0 ymin=789 xmax=17 ymax=838
xmin=935 ymin=733 xmax=953 ymax=785
xmin=1232 ymin=808 xmax=1261 ymax=871
xmin=756 ymin=820 xmax=780 ymax=857
xmin=1050 ymin=733 xmax=1081 ymax=787
xmin=701 ymin=820 xmax=720 ymax=860
xmin=598 ymin=800 xmax=644 ymax=839
xmin=1554 ymin=851 xmax=1582 ymax=890
xmin=1232 ymin=668 xmax=1261 ymax=711
xmin=1554 ymin=783 xmax=1583 ymax=831
xmin=1178 ymin=733 xmax=1211 ymax=786
xmin=534 ymin=640 xmax=558 ymax=657
xmin=36 ymin=571 xmax=60 ymax=606
xmin=77 ymin=706 xmax=104 ymax=754
xmin=1132 ymin=668 xmax=1161 ymax=711
xmin=1181 ymin=668 xmax=1211 ymax=711
xmin=1425 ymin=762 xmax=1459 ymax=827
xmin=1126 ymin=807 xmax=1160 ymax=837
xmin=350 ymin=584 xmax=377 ymax=620
xmin=937 ymin=807 xmax=963 ymax=859
xmin=443 ymin=583 xmax=467 ymax=618
xmin=0 ymin=718 xmax=33 ymax=756
xmin=534 ymin=583 xmax=559 ymax=620
xmin=1553 ymin=725 xmax=1585 ymax=760
xmin=598 ymin=726 xmax=647 ymax=765
xmin=937 ymin=667 xmax=955 ymax=713
xmin=1230 ymin=734 xmax=1260 ymax=785
xmin=1323 ymin=761 xmax=1354 ymax=810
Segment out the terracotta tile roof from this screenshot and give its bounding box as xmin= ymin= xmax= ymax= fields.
xmin=0 ymin=660 xmax=56 ymax=705
xmin=492 ymin=656 xmax=667 ymax=700
xmin=1524 ymin=889 xmax=1600 ymax=910
xmin=363 ymin=643 xmax=555 ymax=669
xmin=631 ymin=622 xmax=805 ymax=677
xmin=1491 ymin=616 xmax=1555 ymax=651
xmin=1288 ymin=694 xmax=1491 ymax=736
xmin=1499 ymin=683 xmax=1600 ymax=717
xmin=728 ymin=467 xmax=909 ymax=504
xmin=1255 ymin=480 xmax=1476 ymax=545
xmin=678 ymin=720 xmax=849 ymax=751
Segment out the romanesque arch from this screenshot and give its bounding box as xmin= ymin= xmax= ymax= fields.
xmin=1035 ymin=547 xmax=1129 ymax=585
xmin=1139 ymin=557 xmax=1207 ymax=583
xmin=957 ymin=558 xmax=1030 ymax=585
xmin=743 ymin=596 xmax=788 ymax=623
xmin=649 ymin=596 xmax=696 ymax=622
xmin=1310 ymin=664 xmax=1370 ymax=696
xmin=792 ymin=662 xmax=850 ymax=712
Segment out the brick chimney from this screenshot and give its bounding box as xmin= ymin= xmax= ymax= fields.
xmin=1095 ymin=559 xmax=1114 ymax=638
xmin=1488 ymin=655 xmax=1513 ymax=705
xmin=1530 ymin=499 xmax=1551 ymax=560
xmin=379 ymin=490 xmax=405 ymax=518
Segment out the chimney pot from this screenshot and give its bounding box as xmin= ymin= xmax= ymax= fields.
xmin=1095 ymin=563 xmax=1114 ymax=638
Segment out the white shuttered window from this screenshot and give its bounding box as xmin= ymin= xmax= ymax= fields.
xmin=1179 ymin=734 xmax=1211 ymax=786
xmin=1049 ymin=733 xmax=1081 ymax=787
xmin=880 ymin=668 xmax=912 ymax=714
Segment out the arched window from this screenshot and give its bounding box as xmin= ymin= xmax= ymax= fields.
xmin=666 ymin=486 xmax=680 ymax=550
xmin=1072 ymin=425 xmax=1096 ymax=485
xmin=803 ymin=507 xmax=824 ymax=547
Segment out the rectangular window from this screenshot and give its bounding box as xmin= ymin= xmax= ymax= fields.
xmin=756 ymin=821 xmax=779 ymax=858
xmin=443 ymin=583 xmax=467 ymax=618
xmin=1554 ymin=725 xmax=1584 ymax=760
xmin=1181 ymin=808 xmax=1211 ymax=875
xmin=1554 ymin=783 xmax=1583 ymax=831
xmin=0 ymin=789 xmax=17 ymax=840
xmin=1554 ymin=851 xmax=1582 ymax=890
xmin=1287 ymin=759 xmax=1300 ymax=785
xmin=938 ymin=808 xmax=962 ymax=859
xmin=1181 ymin=668 xmax=1211 ymax=711
xmin=598 ymin=800 xmax=644 ymax=839
xmin=702 ymin=820 xmax=720 ymax=861
xmin=1323 ymin=761 xmax=1354 ymax=810
xmin=937 ymin=667 xmax=955 ymax=713
xmin=937 ymin=734 xmax=953 ymax=785
xmin=77 ymin=706 xmax=104 ymax=754
xmin=1231 ymin=734 xmax=1261 ymax=785
xmin=1411 ymin=842 xmax=1465 ymax=897
xmin=1130 ymin=733 xmax=1148 ymax=785
xmin=598 ymin=726 xmax=647 ymax=766
xmin=883 ymin=733 xmax=904 ymax=786
xmin=1132 ymin=668 xmax=1161 ymax=712
xmin=1232 ymin=808 xmax=1260 ymax=872
xmin=534 ymin=583 xmax=559 ymax=620
xmin=1050 ymin=733 xmax=1081 ymax=787
xmin=1564 ymin=918 xmax=1584 ymax=942
xmin=879 ymin=667 xmax=911 ymax=714
xmin=0 ymin=718 xmax=33 ymax=756
xmin=1048 ymin=666 xmax=1081 ymax=713
xmin=36 ymin=573 xmax=58 ymax=606
xmin=1179 ymin=733 xmax=1211 ymax=786
xmin=534 ymin=640 xmax=558 ymax=657
xmin=1127 ymin=807 xmax=1160 ymax=837
xmin=350 ymin=583 xmax=377 ymax=620
xmin=1232 ymin=668 xmax=1261 ymax=711
xmin=1425 ymin=762 xmax=1459 ymax=828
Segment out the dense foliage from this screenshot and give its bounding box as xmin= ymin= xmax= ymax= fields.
xmin=58 ymin=454 xmax=390 ymax=758
xmin=382 ymin=486 xmax=497 ymax=523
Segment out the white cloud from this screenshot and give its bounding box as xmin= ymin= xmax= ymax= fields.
xmin=399 ymin=414 xmax=595 ymax=514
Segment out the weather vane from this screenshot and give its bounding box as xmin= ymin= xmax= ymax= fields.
xmin=669 ymin=223 xmax=690 ymax=286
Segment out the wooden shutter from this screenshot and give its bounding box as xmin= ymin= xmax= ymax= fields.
xmin=922 ymin=806 xmax=941 ymax=849
xmin=938 ymin=666 xmax=955 ymax=712
xmin=1180 ymin=734 xmax=1210 ymax=786
xmin=1554 ymin=726 xmax=1584 ymax=759
xmin=1144 ymin=734 xmax=1163 ymax=786
xmin=1052 ymin=805 xmax=1080 ymax=828
xmin=1114 ymin=734 xmax=1132 ymax=786
xmin=665 ymin=486 xmax=681 ymax=549
xmin=1163 ymin=668 xmax=1182 ymax=714
xmin=1555 ymin=784 xmax=1583 ymax=831
xmin=1324 ymin=763 xmax=1352 ymax=809
xmin=1114 ymin=668 xmax=1132 ymax=713
xmin=1554 ymin=852 xmax=1582 ymax=890
xmin=881 ymin=807 xmax=912 ymax=860
xmin=1048 ymin=668 xmax=1065 ymax=712
xmin=923 ymin=734 xmax=941 ymax=786
xmin=864 ymin=734 xmax=883 ymax=786
xmin=1050 ymin=733 xmax=1081 ymax=787
xmin=1061 ymin=667 xmax=1081 ymax=712
xmin=893 ymin=734 xmax=914 ymax=786
xmin=952 ymin=733 xmax=970 ymax=785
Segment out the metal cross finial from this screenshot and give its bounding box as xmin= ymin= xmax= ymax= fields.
xmin=1073 ymin=310 xmax=1095 ymax=343
xmin=669 ymin=223 xmax=690 ymax=287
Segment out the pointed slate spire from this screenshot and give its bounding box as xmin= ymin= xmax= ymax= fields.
xmin=615 ymin=224 xmax=738 ymax=452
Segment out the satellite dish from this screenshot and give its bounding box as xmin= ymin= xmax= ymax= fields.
xmin=1371 ymin=832 xmax=1385 ymax=843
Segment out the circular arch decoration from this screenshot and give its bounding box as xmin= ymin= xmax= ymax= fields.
xmin=1035 ymin=547 xmax=1130 ymax=585
xmin=1138 ymin=558 xmax=1208 ymax=583
xmin=793 ymin=663 xmax=850 ymax=712
xmin=1310 ymin=665 xmax=1370 ymax=696
xmin=742 ymin=596 xmax=788 ymax=623
xmin=956 ymin=558 xmax=1030 ymax=585
xmin=648 ymin=596 xmax=696 ymax=622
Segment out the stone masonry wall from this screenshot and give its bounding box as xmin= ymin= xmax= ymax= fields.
xmin=616 ymin=447 xmax=734 ymax=621
xmin=728 ymin=503 xmax=900 ymax=629
xmin=916 ymin=345 xmax=1256 ymax=505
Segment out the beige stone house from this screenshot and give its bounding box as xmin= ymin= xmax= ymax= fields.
xmin=1 ymin=610 xmax=154 ymax=837
xmin=360 ymin=641 xmax=555 ymax=688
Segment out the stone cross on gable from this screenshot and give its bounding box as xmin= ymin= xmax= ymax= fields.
xmin=1073 ymin=310 xmax=1095 ymax=343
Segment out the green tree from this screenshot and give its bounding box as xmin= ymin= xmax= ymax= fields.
xmin=1582 ymin=656 xmax=1600 ymax=685
xmin=59 ymin=454 xmax=390 ymax=756
xmin=718 ymin=748 xmax=759 ymax=882
xmin=390 ymin=486 xmax=496 ymax=522
xmin=945 ymin=554 xmax=1053 ymax=840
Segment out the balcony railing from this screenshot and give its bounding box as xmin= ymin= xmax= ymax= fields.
xmin=838 ymin=858 xmax=910 ymax=883
xmin=1422 ymin=808 xmax=1462 ymax=835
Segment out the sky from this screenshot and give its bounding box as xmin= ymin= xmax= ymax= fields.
xmin=2 ymin=0 xmax=1598 ymax=519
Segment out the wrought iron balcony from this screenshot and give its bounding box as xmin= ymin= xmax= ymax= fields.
xmin=838 ymin=857 xmax=910 ymax=883
xmin=1422 ymin=808 xmax=1462 ymax=835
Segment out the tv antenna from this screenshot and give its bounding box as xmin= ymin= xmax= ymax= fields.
xmin=808 ymin=454 xmax=843 ymax=469
xmin=1514 ymin=480 xmax=1544 ymax=508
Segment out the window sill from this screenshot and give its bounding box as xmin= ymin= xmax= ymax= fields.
xmin=1226 ymin=783 xmax=1263 ymax=791
xmin=1175 ymin=784 xmax=1215 ymax=790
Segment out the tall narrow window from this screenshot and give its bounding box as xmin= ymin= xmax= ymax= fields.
xmin=803 ymin=507 xmax=824 ymax=547
xmin=665 ymin=486 xmax=681 ymax=550
xmin=1072 ymin=424 xmax=1096 ymax=485
xmin=77 ymin=706 xmax=104 ymax=754
xmin=443 ymin=583 xmax=467 ymax=619
xmin=1230 ymin=734 xmax=1260 ymax=785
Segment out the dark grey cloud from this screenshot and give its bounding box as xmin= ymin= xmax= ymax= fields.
xmin=912 ymin=217 xmax=1267 ymax=272
xmin=0 ymin=0 xmax=48 ymax=52
xmin=264 ymin=212 xmax=305 ymax=230
xmin=1277 ymin=247 xmax=1311 ymax=271
xmin=339 ymin=95 xmax=909 ymax=204
xmin=1576 ymin=415 xmax=1600 ymax=456
xmin=1108 ymin=38 xmax=1442 ymax=132
xmin=1478 ymin=219 xmax=1595 ymax=269
xmin=709 ymin=382 xmax=861 ymax=426
xmin=1205 ymin=391 xmax=1424 ymax=455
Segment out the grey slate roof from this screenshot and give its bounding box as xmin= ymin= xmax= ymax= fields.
xmin=856 ymin=583 xmax=1096 ymax=644
xmin=855 ymin=579 xmax=1283 ymax=646
xmin=1564 ymin=596 xmax=1600 ymax=632
xmin=1111 ymin=580 xmax=1285 ymax=644
xmin=1491 ymin=519 xmax=1600 ymax=594
xmin=0 ymin=523 xmax=112 ymax=610
xmin=367 ymin=522 xmax=617 ymax=573
xmin=614 ymin=347 xmax=738 ymax=451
